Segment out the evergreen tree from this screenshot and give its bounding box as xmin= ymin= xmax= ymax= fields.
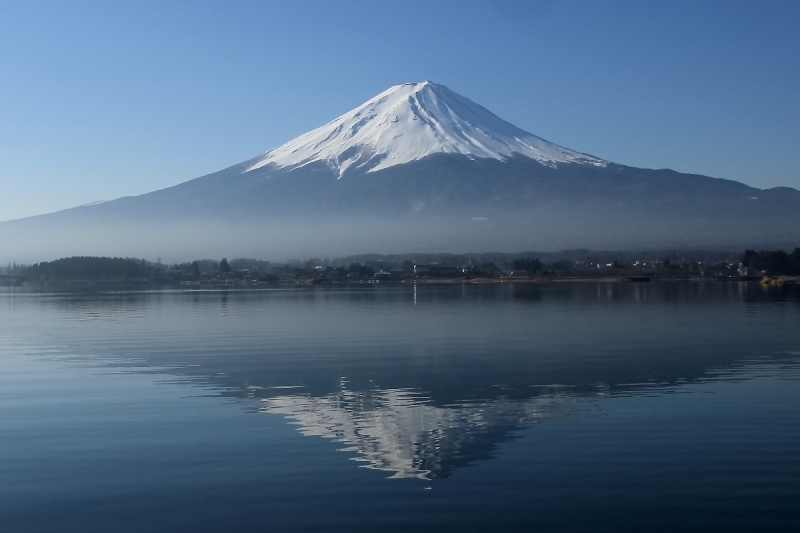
xmin=218 ymin=258 xmax=232 ymax=273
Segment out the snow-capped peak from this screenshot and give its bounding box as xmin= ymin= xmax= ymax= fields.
xmin=246 ymin=81 xmax=605 ymax=177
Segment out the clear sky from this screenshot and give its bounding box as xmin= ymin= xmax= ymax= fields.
xmin=1 ymin=0 xmax=798 ymax=221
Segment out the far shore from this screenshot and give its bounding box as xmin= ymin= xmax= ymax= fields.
xmin=3 ymin=275 xmax=798 ymax=290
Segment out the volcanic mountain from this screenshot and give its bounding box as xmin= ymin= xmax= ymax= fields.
xmin=3 ymin=81 xmax=800 ymax=260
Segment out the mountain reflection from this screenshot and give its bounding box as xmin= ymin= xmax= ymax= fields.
xmin=4 ymin=282 xmax=799 ymax=480
xmin=260 ymin=386 xmax=576 ymax=479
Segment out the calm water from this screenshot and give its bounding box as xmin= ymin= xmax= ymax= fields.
xmin=1 ymin=283 xmax=799 ymax=532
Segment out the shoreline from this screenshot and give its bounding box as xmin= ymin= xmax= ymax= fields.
xmin=3 ymin=276 xmax=798 ymax=291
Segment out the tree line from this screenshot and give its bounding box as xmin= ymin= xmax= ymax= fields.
xmin=22 ymin=257 xmax=161 ymax=280
xmin=742 ymin=248 xmax=800 ymax=275
xmin=16 ymin=256 xmax=245 ymax=281
xmin=7 ymin=248 xmax=800 ymax=281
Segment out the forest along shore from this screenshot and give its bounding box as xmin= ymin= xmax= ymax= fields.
xmin=2 ymin=249 xmax=799 ymax=288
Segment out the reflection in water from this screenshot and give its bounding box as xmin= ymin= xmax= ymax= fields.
xmin=257 ymin=358 xmax=800 ymax=480
xmin=2 ymin=282 xmax=799 ymax=483
xmin=261 ymin=387 xmax=575 ymax=479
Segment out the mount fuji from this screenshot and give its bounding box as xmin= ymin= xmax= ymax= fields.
xmin=245 ymin=81 xmax=606 ymax=176
xmin=3 ymin=81 xmax=800 ymax=260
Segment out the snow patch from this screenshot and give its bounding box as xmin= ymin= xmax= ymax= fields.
xmin=246 ymin=81 xmax=606 ymax=177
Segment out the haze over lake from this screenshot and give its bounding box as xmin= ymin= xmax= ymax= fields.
xmin=2 ymin=282 xmax=799 ymax=532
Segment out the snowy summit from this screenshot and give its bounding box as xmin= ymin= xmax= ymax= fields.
xmin=246 ymin=81 xmax=606 ymax=177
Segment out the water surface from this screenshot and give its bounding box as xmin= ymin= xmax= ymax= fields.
xmin=1 ymin=283 xmax=799 ymax=531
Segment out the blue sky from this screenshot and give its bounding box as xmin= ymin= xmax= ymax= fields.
xmin=1 ymin=0 xmax=798 ymax=220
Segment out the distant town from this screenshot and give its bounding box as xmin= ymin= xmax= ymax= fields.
xmin=1 ymin=248 xmax=799 ymax=288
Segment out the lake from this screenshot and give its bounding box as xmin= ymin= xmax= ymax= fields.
xmin=1 ymin=282 xmax=799 ymax=532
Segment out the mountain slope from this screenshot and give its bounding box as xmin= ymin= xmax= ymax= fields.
xmin=245 ymin=81 xmax=606 ymax=177
xmin=2 ymin=81 xmax=799 ymax=261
